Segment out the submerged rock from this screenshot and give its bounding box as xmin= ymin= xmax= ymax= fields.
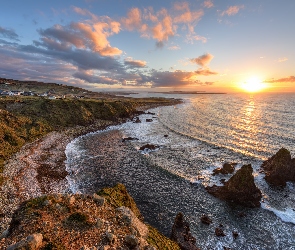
xmin=146 ymin=118 xmax=153 ymax=122
xmin=261 ymin=148 xmax=295 ymax=186
xmin=212 ymin=162 xmax=235 ymax=175
xmin=122 ymin=137 xmax=139 ymax=142
xmin=171 ymin=212 xmax=199 ymax=250
xmin=200 ymin=215 xmax=212 ymax=225
xmin=206 ymin=164 xmax=262 ymax=207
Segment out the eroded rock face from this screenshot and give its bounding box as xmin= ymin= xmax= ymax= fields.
xmin=171 ymin=212 xmax=200 ymax=250
xmin=206 ymin=164 xmax=262 ymax=207
xmin=261 ymin=148 xmax=295 ymax=186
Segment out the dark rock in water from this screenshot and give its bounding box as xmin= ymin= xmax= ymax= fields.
xmin=146 ymin=118 xmax=153 ymax=122
xmin=171 ymin=212 xmax=200 ymax=250
xmin=238 ymin=212 xmax=247 ymax=218
xmin=206 ymin=164 xmax=262 ymax=207
xmin=212 ymin=162 xmax=235 ymax=175
xmin=139 ymin=144 xmax=159 ymax=151
xmin=200 ymin=215 xmax=212 ymax=225
xmin=223 ymin=247 xmax=231 ymax=250
xmin=215 ymin=227 xmax=226 ymax=237
xmin=133 ymin=117 xmax=141 ymax=123
xmin=261 ymin=148 xmax=295 ymax=186
xmin=146 ymin=111 xmax=155 ymax=115
xmin=164 ymin=134 xmax=169 ymax=138
xmin=122 ymin=137 xmax=139 ymax=142
xmin=232 ymin=231 xmax=239 ymax=239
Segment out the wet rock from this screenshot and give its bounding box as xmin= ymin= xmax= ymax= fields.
xmin=261 ymin=148 xmax=295 ymax=186
xmin=146 ymin=119 xmax=153 ymax=122
xmin=171 ymin=212 xmax=199 ymax=250
xmin=212 ymin=162 xmax=235 ymax=175
xmin=7 ymin=233 xmax=43 ymax=250
xmin=146 ymin=111 xmax=155 ymax=115
xmin=232 ymin=231 xmax=239 ymax=239
xmin=122 ymin=137 xmax=139 ymax=142
xmin=139 ymin=144 xmax=159 ymax=151
xmin=215 ymin=227 xmax=226 ymax=237
xmin=133 ymin=117 xmax=141 ymax=123
xmin=164 ymin=134 xmax=168 ymax=138
xmin=223 ymin=247 xmax=231 ymax=250
xmin=200 ymin=215 xmax=212 ymax=225
xmin=206 ymin=164 xmax=262 ymax=207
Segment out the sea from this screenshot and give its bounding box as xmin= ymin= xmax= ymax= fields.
xmin=65 ymin=93 xmax=295 ymax=250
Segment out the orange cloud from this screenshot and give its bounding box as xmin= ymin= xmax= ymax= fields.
xmin=221 ymin=5 xmax=244 ymax=16
xmin=203 ymin=0 xmax=214 ymax=8
xmin=168 ymin=45 xmax=181 ymax=50
xmin=278 ymin=57 xmax=288 ymax=63
xmin=191 ymin=53 xmax=214 ymax=66
xmin=264 ymin=76 xmax=295 ymax=83
xmin=121 ymin=8 xmax=142 ymax=31
xmin=124 ymin=57 xmax=147 ymax=67
xmin=195 ymin=68 xmax=217 ymax=75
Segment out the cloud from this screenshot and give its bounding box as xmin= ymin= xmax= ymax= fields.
xmin=121 ymin=8 xmax=143 ymax=31
xmin=203 ymin=0 xmax=214 ymax=8
xmin=73 ymin=70 xmax=120 ymax=85
xmin=168 ymin=45 xmax=181 ymax=50
xmin=264 ymin=76 xmax=295 ymax=83
xmin=195 ymin=68 xmax=218 ymax=75
xmin=0 ymin=26 xmax=20 ymax=41
xmin=278 ymin=57 xmax=288 ymax=63
xmin=221 ymin=5 xmax=244 ymax=16
xmin=124 ymin=57 xmax=147 ymax=68
xmin=191 ymin=53 xmax=214 ymax=67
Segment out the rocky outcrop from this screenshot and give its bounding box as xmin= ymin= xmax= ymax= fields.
xmin=171 ymin=212 xmax=200 ymax=250
xmin=212 ymin=163 xmax=235 ymax=175
xmin=206 ymin=164 xmax=262 ymax=207
xmin=261 ymin=148 xmax=295 ymax=186
xmin=1 ymin=184 xmax=180 ymax=250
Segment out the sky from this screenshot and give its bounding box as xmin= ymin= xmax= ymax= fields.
xmin=0 ymin=0 xmax=294 ymax=93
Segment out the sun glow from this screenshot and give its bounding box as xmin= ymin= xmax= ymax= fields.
xmin=240 ymin=77 xmax=267 ymax=92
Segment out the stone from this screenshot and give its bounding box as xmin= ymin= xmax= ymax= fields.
xmin=7 ymin=233 xmax=43 ymax=250
xmin=261 ymin=148 xmax=295 ymax=186
xmin=139 ymin=144 xmax=159 ymax=151
xmin=105 ymin=231 xmax=116 ymax=244
xmin=146 ymin=111 xmax=155 ymax=115
xmin=200 ymin=215 xmax=212 ymax=225
xmin=93 ymin=193 xmax=105 ymax=206
xmin=232 ymin=231 xmax=239 ymax=239
xmin=212 ymin=163 xmax=235 ymax=175
xmin=215 ymin=227 xmax=226 ymax=237
xmin=206 ymin=164 xmax=262 ymax=207
xmin=124 ymin=235 xmax=139 ymax=248
xmin=164 ymin=134 xmax=168 ymax=137
xmin=146 ymin=119 xmax=153 ymax=122
xmin=171 ymin=212 xmax=199 ymax=250
xmin=133 ymin=117 xmax=141 ymax=123
xmin=96 ymin=218 xmax=104 ymax=228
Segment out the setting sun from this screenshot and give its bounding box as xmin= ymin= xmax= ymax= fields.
xmin=240 ymin=77 xmax=267 ymax=92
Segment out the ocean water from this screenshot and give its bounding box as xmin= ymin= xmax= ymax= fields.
xmin=65 ymin=93 xmax=295 ymax=250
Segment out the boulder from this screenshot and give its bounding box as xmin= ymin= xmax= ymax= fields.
xmin=139 ymin=144 xmax=159 ymax=151
xmin=206 ymin=164 xmax=262 ymax=207
xmin=261 ymin=148 xmax=295 ymax=186
xmin=171 ymin=212 xmax=199 ymax=250
xmin=7 ymin=233 xmax=43 ymax=250
xmin=212 ymin=163 xmax=235 ymax=175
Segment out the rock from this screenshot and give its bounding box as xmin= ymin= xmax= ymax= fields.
xmin=124 ymin=235 xmax=139 ymax=248
xmin=122 ymin=137 xmax=138 ymax=142
xmin=93 ymin=193 xmax=105 ymax=206
xmin=215 ymin=227 xmax=226 ymax=237
xmin=261 ymin=148 xmax=295 ymax=186
xmin=146 ymin=119 xmax=153 ymax=122
xmin=139 ymin=144 xmax=159 ymax=151
xmin=206 ymin=164 xmax=262 ymax=207
xmin=171 ymin=212 xmax=199 ymax=250
xmin=146 ymin=111 xmax=155 ymax=115
xmin=200 ymin=215 xmax=212 ymax=225
xmin=133 ymin=117 xmax=141 ymax=123
xmin=164 ymin=134 xmax=168 ymax=137
xmin=96 ymin=218 xmax=104 ymax=228
xmin=105 ymin=231 xmax=116 ymax=244
xmin=232 ymin=231 xmax=239 ymax=239
xmin=7 ymin=233 xmax=43 ymax=250
xmin=0 ymin=228 xmax=9 ymax=239
xmin=212 ymin=162 xmax=235 ymax=175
